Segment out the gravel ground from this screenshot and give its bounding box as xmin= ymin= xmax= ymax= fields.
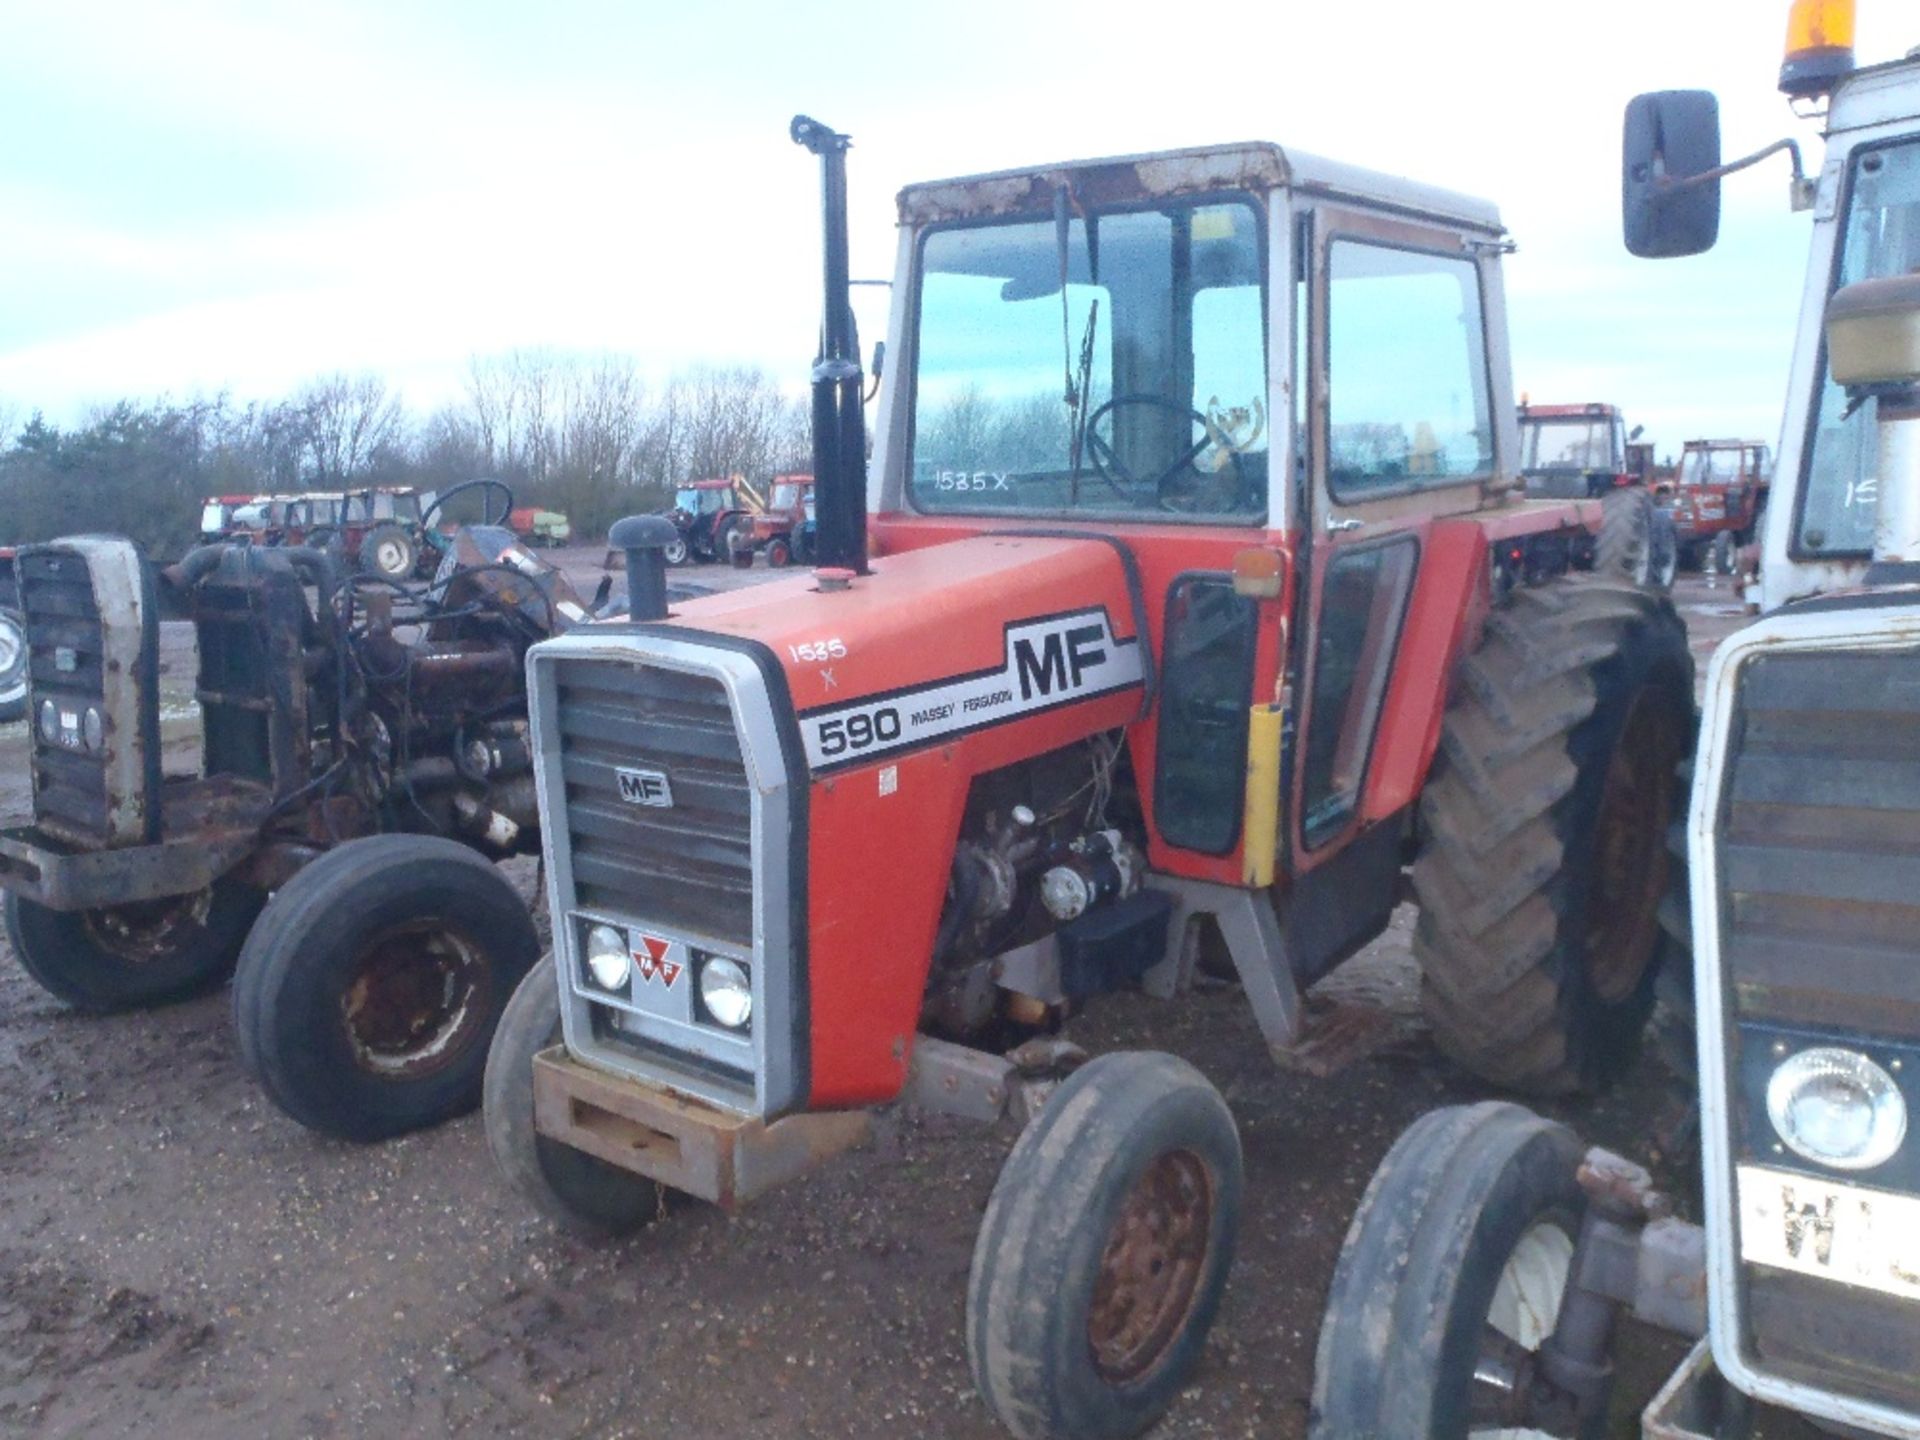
xmin=0 ymin=571 xmax=1804 ymax=1439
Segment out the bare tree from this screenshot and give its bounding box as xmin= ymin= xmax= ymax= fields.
xmin=295 ymin=372 xmax=404 ymax=484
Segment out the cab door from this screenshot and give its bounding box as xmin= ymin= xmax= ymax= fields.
xmin=1285 ymin=199 xmax=1503 ymax=980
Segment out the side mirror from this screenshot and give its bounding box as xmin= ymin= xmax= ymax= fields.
xmin=1826 ymin=275 xmax=1920 ymax=389
xmin=1623 ymin=90 xmax=1722 ymax=258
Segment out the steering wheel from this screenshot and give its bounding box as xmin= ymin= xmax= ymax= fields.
xmin=420 ymin=477 xmax=515 ymax=538
xmin=1082 ymin=395 xmax=1248 ymax=514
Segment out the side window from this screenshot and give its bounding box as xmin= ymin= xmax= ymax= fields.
xmin=1155 ymin=576 xmax=1259 ymax=855
xmin=1326 ymin=242 xmax=1493 ymax=499
xmin=1300 ymin=539 xmax=1419 ymax=848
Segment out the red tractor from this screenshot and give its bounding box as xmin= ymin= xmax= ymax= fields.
xmin=1661 ymin=436 xmax=1771 ymax=571
xmin=661 ymin=475 xmax=761 ymax=565
xmin=732 ymin=473 xmax=815 ymax=567
xmin=1518 ymin=400 xmax=1677 ymax=586
xmin=482 ymin=118 xmax=1693 ymax=1438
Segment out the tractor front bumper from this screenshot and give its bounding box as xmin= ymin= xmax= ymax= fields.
xmin=0 ymin=822 xmax=255 ymax=910
xmin=530 ymin=1047 xmax=868 ymax=1210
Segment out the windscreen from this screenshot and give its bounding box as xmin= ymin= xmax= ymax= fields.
xmin=1520 ymin=419 xmax=1612 ymax=472
xmin=1680 ymin=448 xmax=1746 ymax=485
xmin=910 ymin=196 xmax=1267 ymax=523
xmin=1799 ymin=139 xmax=1920 ymax=555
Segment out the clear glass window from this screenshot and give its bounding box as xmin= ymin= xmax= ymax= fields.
xmin=1155 ymin=577 xmax=1259 ymax=855
xmin=1520 ymin=419 xmax=1614 ymax=473
xmin=1300 ymin=539 xmax=1419 ymax=847
xmin=910 ymin=198 xmax=1267 ymax=522
xmin=1799 ymin=139 xmax=1920 ymax=555
xmin=1327 ymin=243 xmax=1493 ymax=498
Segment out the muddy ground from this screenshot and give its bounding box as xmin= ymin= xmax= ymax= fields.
xmin=0 ymin=569 xmax=1795 ymax=1439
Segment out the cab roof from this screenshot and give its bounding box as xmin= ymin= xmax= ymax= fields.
xmin=1520 ymin=403 xmax=1622 ymax=420
xmin=897 ymin=140 xmax=1505 ymax=236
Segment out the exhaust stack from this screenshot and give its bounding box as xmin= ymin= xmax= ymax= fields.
xmin=791 ymin=115 xmax=869 ymax=576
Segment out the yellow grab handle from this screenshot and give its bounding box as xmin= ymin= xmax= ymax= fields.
xmin=1241 ymin=702 xmax=1284 ymax=887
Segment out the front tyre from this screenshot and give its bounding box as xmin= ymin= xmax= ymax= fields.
xmin=359 ymin=522 xmax=419 ymax=581
xmin=967 ymin=1051 xmax=1242 ymax=1440
xmin=484 ymin=957 xmax=664 ymax=1237
xmin=6 ymin=880 xmax=264 ymax=1012
xmin=1310 ymin=1102 xmax=1596 ymax=1440
xmin=232 ymin=834 xmax=538 ymax=1141
xmin=1413 ymin=579 xmax=1694 ymax=1094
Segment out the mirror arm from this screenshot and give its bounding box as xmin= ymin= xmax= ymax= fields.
xmin=1656 ymin=136 xmax=1810 ymax=206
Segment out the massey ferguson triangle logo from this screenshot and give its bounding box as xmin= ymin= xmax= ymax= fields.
xmin=633 ymin=933 xmax=683 ymax=987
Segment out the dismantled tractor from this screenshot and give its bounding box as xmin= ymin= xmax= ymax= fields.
xmin=480 ymin=113 xmax=1694 ymax=1440
xmin=1313 ymin=8 xmax=1920 ymax=1439
xmin=0 ymin=518 xmax=589 ymax=1139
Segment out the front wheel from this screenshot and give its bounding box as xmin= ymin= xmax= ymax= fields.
xmin=1311 ymin=1102 xmax=1598 ymax=1440
xmin=765 ymin=537 xmax=792 ymax=568
xmin=484 ymin=957 xmax=665 ymax=1236
xmin=0 ymin=607 xmax=25 ymax=722
xmin=663 ymin=535 xmax=690 ymax=567
xmin=1594 ymin=488 xmax=1656 ymax=587
xmin=232 ymin=834 xmax=538 ymax=1141
xmin=967 ymin=1051 xmax=1242 ymax=1440
xmin=6 ymin=880 xmax=264 ymax=1012
xmin=359 ymin=522 xmax=419 ymax=580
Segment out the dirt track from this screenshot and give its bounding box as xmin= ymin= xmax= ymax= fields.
xmin=0 ymin=572 xmax=1796 ymax=1439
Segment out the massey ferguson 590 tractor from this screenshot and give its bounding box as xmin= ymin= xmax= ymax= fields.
xmin=482 ymin=116 xmax=1692 ymax=1438
xmin=1313 ymin=5 xmax=1920 ymax=1438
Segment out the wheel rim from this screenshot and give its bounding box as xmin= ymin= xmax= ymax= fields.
xmin=0 ymin=612 xmax=24 ymax=701
xmin=1585 ymin=691 xmax=1674 ymax=1002
xmin=1474 ymin=1220 xmax=1575 ymax=1439
xmin=376 ymin=540 xmax=409 ymax=576
xmin=340 ymin=921 xmax=491 ymax=1078
xmin=82 ymin=888 xmax=214 ymax=964
xmin=1087 ymin=1149 xmax=1214 ymax=1384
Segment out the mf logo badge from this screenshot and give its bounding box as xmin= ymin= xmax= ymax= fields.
xmin=633 ymin=933 xmax=683 ymax=988
xmin=616 ymin=766 xmax=673 ymax=808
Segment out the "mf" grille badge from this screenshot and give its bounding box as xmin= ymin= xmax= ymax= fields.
xmin=616 ymin=766 xmax=673 ymax=808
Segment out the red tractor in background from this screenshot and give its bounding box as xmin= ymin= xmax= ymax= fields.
xmin=1519 ymin=400 xmax=1677 ymax=586
xmin=1660 ymin=436 xmax=1771 ymax=571
xmin=661 ymin=475 xmax=763 ymax=565
xmin=481 ymin=118 xmax=1694 ymax=1439
xmin=732 ymin=473 xmax=814 ymax=567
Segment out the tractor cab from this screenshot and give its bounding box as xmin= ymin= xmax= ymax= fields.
xmin=1517 ymin=400 xmax=1636 ymax=498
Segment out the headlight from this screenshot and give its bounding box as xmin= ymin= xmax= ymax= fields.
xmin=82 ymin=706 xmax=104 ymax=752
xmin=584 ymin=924 xmax=632 ymax=992
xmin=38 ymin=699 xmax=58 ymax=743
xmin=699 ymin=956 xmax=752 ymax=1029
xmin=1767 ymin=1046 xmax=1908 ymax=1171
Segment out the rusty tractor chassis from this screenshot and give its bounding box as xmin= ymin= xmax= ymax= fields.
xmin=488 ymin=117 xmax=1697 ymax=1440
xmin=0 ymin=520 xmax=598 ymax=1137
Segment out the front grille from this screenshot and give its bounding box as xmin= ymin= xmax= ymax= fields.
xmin=554 ymin=658 xmax=753 ymax=946
xmin=1714 ymin=643 xmax=1920 ymax=1417
xmin=1717 ymin=648 xmax=1920 ymax=1040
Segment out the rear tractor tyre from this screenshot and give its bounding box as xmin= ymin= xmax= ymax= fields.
xmin=1594 ymin=487 xmax=1656 ymax=587
xmin=359 ymin=522 xmax=418 ymax=581
xmin=0 ymin=606 xmax=26 ymax=723
xmin=1310 ymin=1102 xmax=1598 ymax=1440
xmin=484 ymin=957 xmax=665 ymax=1237
xmin=232 ymin=834 xmax=538 ymax=1141
xmin=967 ymin=1051 xmax=1242 ymax=1440
xmin=6 ymin=880 xmax=264 ymax=1012
xmin=1412 ymin=578 xmax=1694 ymax=1094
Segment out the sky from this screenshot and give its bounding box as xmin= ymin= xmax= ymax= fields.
xmin=0 ymin=0 xmax=1914 ymax=456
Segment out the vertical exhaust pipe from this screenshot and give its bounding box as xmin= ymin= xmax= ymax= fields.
xmin=607 ymin=514 xmax=678 ymax=621
xmin=790 ymin=115 xmax=869 ymax=576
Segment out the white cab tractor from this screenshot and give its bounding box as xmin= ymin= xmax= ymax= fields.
xmin=1311 ymin=5 xmax=1920 ymax=1438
